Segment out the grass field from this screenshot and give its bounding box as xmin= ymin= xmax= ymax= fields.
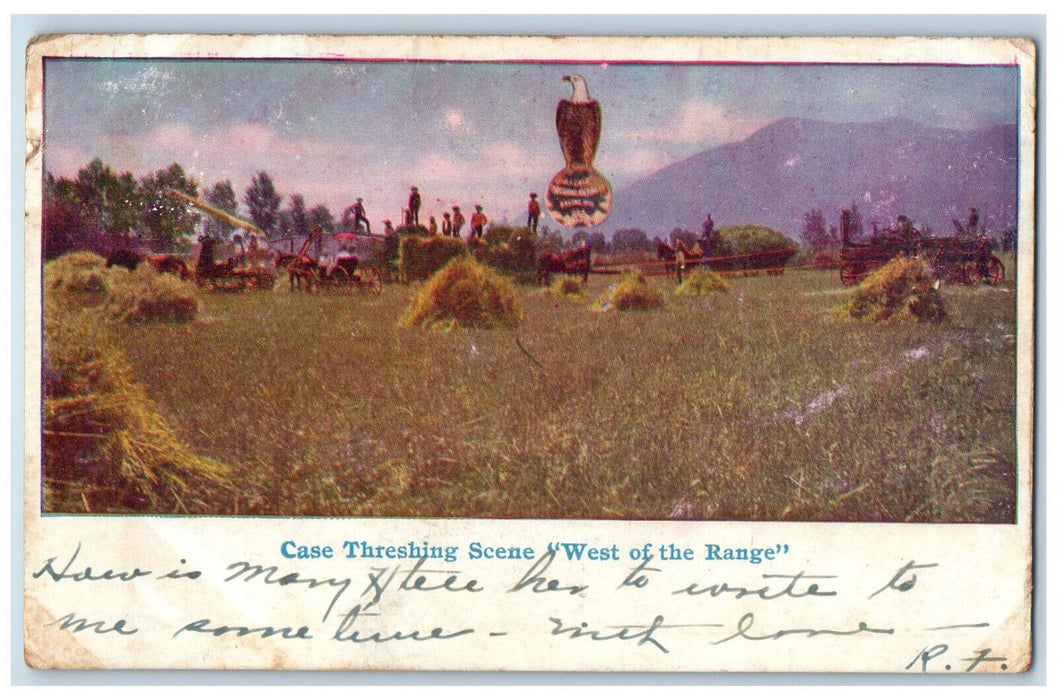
xmin=66 ymin=260 xmax=1017 ymax=522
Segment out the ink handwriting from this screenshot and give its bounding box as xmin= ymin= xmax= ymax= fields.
xmin=224 ymin=560 xmax=352 ymax=622
xmin=713 ymin=612 xmax=895 ymax=645
xmin=673 ymin=572 xmax=839 ymax=600
xmin=332 ymin=603 xmax=475 ymax=643
xmin=48 ymin=612 xmax=138 ymax=635
xmin=509 ymin=550 xmax=589 ymax=595
xmin=33 ymin=542 xmax=152 ymax=583
xmin=548 ymin=614 xmax=670 ymax=653
xmin=361 ymin=557 xmax=483 ymax=605
xmin=869 ymin=560 xmax=939 ymax=598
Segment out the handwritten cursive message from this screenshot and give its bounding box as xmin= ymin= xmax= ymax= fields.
xmin=26 ymin=535 xmax=1022 ymax=672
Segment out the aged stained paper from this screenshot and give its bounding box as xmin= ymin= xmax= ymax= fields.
xmin=24 ymin=34 xmax=1035 ymax=672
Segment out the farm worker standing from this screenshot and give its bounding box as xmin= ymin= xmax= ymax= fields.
xmin=429 ymin=216 xmax=438 ymax=236
xmin=408 ymin=186 xmax=421 ymax=225
xmin=352 ymin=197 xmax=371 ymax=234
xmin=442 ymin=212 xmax=453 ymax=236
xmin=470 ymin=205 xmax=488 ymax=239
xmin=701 ymin=213 xmax=714 ymax=267
xmin=383 ymin=220 xmax=396 ymax=237
xmin=451 ymin=206 xmax=466 ymax=237
xmin=527 ymin=192 xmax=541 ymax=232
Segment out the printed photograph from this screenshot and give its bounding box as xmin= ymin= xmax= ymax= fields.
xmin=39 ymin=51 xmax=1023 ymax=523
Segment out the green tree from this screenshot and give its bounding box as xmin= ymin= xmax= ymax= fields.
xmin=802 ymin=208 xmax=832 ymax=250
xmin=668 ymin=227 xmax=697 ymax=247
xmin=286 ymin=194 xmax=309 ymax=237
xmin=243 ymin=171 xmax=282 ymax=235
xmin=308 ymin=204 xmax=336 ymax=234
xmin=138 ymin=163 xmax=200 ymax=252
xmin=43 ymin=171 xmax=103 ymax=258
xmin=73 ymin=158 xmax=140 ymax=237
xmin=611 ymin=228 xmax=650 ymax=253
xmin=203 ymin=180 xmax=239 ymax=240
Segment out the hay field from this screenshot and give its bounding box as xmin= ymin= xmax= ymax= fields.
xmin=70 ymin=263 xmax=1017 ymax=522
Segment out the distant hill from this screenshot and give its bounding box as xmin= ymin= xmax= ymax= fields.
xmin=604 ymin=118 xmax=1019 ymax=241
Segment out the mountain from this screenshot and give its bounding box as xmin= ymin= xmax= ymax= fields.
xmin=604 ymin=118 xmax=1019 ymax=241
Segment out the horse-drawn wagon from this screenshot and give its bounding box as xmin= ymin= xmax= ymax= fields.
xmin=656 ymin=236 xmax=796 ymax=279
xmin=282 ymin=228 xmax=383 ymax=295
xmin=167 ymin=189 xmax=276 ymax=292
xmin=838 ymin=216 xmax=1004 ymax=286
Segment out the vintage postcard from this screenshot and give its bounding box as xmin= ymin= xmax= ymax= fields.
xmin=23 ymin=33 xmax=1035 ymax=672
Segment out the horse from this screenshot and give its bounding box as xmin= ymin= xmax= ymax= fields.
xmin=145 ymin=254 xmax=191 ymax=280
xmin=106 ymin=249 xmax=190 ymax=279
xmin=656 ymin=241 xmax=677 ymax=273
xmin=105 ymin=249 xmax=144 ymax=272
xmin=537 ymin=243 xmax=591 ymax=286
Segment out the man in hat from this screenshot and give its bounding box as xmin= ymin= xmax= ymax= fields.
xmin=527 ymin=192 xmax=541 ymax=232
xmin=470 ymin=205 xmax=488 ymax=239
xmin=408 ymin=186 xmax=421 ymax=226
xmin=451 ymin=206 xmax=466 ymax=237
xmin=352 ymin=197 xmax=371 ymax=234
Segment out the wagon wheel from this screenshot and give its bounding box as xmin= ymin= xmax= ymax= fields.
xmin=985 ymin=256 xmax=1006 ymax=285
xmin=964 ymin=260 xmax=985 ymax=286
xmin=255 ymin=268 xmax=275 ymax=291
xmin=329 ymin=266 xmax=352 ymax=294
xmin=358 ymin=265 xmax=383 ymax=295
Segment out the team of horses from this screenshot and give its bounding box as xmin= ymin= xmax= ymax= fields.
xmin=657 ymin=239 xmax=794 ymax=276
xmin=105 ymin=249 xmax=192 ymax=279
xmin=105 ymin=235 xmax=797 ymax=292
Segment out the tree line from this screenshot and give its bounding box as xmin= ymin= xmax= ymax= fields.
xmin=43 ymin=158 xmax=342 ymax=258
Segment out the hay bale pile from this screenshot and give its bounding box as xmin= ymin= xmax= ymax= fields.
xmin=399 ymin=235 xmax=468 ymax=282
xmin=473 ymin=225 xmax=538 ymax=283
xmin=844 ymin=256 xmax=947 ymax=322
xmin=103 ymin=265 xmax=199 ymax=323
xmin=547 ymin=276 xmax=585 ymax=297
xmin=43 ymin=299 xmax=228 ymax=513
xmin=42 ymin=251 xmax=222 ymax=512
xmin=46 ymin=250 xmax=200 ymax=323
xmin=674 ymin=268 xmax=729 ymax=297
xmin=44 ymin=250 xmax=118 ymax=295
xmin=401 ymin=257 xmax=524 ymax=330
xmin=596 ymin=271 xmax=666 ymax=311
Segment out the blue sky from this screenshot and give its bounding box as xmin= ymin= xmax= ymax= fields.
xmin=42 ymin=58 xmax=1019 ymax=228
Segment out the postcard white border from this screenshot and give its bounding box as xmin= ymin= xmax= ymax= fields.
xmin=18 ymin=29 xmax=1038 ymax=676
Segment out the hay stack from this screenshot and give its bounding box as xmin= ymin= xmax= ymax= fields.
xmin=399 ymin=235 xmax=468 ymax=282
xmin=596 ymin=271 xmax=666 ymax=311
xmin=43 ymin=301 xmax=228 ymax=513
xmin=401 ymin=257 xmax=524 ymax=329
xmin=845 ymin=256 xmax=947 ymax=322
xmin=674 ymin=268 xmax=729 ymax=297
xmin=103 ymin=265 xmax=199 ymax=323
xmin=546 ymin=276 xmax=585 ymax=297
xmin=44 ymin=250 xmax=120 ymax=295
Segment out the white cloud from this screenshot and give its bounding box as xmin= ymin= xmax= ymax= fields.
xmin=620 ymin=99 xmax=771 ymax=149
